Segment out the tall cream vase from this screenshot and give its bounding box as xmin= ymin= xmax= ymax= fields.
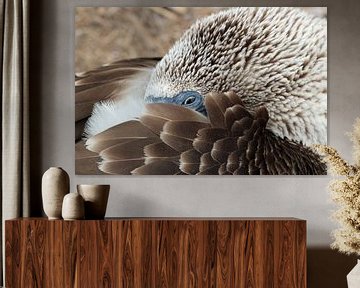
xmin=42 ymin=167 xmax=70 ymax=219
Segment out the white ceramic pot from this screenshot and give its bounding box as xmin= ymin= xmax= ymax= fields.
xmin=77 ymin=184 xmax=110 ymax=219
xmin=42 ymin=167 xmax=70 ymax=219
xmin=62 ymin=192 xmax=85 ymax=220
xmin=347 ymin=259 xmax=360 ymax=288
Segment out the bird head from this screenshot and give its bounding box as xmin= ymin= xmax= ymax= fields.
xmin=144 ymin=7 xmax=327 ymax=146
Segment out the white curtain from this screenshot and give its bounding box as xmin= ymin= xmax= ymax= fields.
xmin=1 ymin=0 xmax=29 ymax=284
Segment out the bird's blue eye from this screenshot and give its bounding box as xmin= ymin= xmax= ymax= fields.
xmin=175 ymin=91 xmax=207 ymax=115
xmin=176 ymin=91 xmax=202 ymax=107
xmin=183 ymin=96 xmax=196 ymax=106
xmin=145 ymin=91 xmax=207 ymax=116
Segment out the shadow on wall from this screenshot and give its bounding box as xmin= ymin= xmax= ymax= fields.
xmin=29 ymin=0 xmax=45 ymax=216
xmin=308 ymin=248 xmax=357 ymax=288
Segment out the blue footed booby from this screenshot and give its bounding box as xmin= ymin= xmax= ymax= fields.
xmin=75 ymin=7 xmax=327 ymax=175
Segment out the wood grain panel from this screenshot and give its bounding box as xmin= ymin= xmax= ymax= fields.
xmin=21 ymin=219 xmax=47 ymax=288
xmin=5 ymin=220 xmax=21 ymax=288
xmin=81 ymin=220 xmax=116 ymax=287
xmin=6 ymin=218 xmax=306 ymax=288
xmin=120 ymin=220 xmax=136 ymax=287
xmin=47 ymin=220 xmax=64 ymax=288
xmin=63 ymin=221 xmax=80 ymax=287
xmin=216 ymin=220 xmax=234 ymax=287
xmin=296 ymin=220 xmax=307 ymax=287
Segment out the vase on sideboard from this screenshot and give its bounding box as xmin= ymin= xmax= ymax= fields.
xmin=77 ymin=184 xmax=110 ymax=219
xmin=62 ymin=192 xmax=85 ymax=220
xmin=42 ymin=167 xmax=70 ymax=219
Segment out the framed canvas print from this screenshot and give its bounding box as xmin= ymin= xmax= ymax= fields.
xmin=75 ymin=7 xmax=327 ymax=175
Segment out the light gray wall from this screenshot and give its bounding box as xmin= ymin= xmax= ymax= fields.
xmin=29 ymin=1 xmax=360 ymax=286
xmin=30 ymin=0 xmax=360 ymax=249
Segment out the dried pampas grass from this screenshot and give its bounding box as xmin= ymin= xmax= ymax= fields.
xmin=314 ymin=118 xmax=360 ymax=256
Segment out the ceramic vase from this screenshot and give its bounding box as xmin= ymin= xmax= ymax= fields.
xmin=77 ymin=184 xmax=110 ymax=219
xmin=62 ymin=192 xmax=85 ymax=220
xmin=347 ymin=259 xmax=360 ymax=288
xmin=42 ymin=167 xmax=70 ymax=219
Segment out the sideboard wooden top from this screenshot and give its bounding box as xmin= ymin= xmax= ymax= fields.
xmin=6 ymin=217 xmax=305 ymax=222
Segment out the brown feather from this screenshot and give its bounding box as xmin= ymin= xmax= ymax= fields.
xmin=76 ymin=118 xmax=87 ymax=142
xmin=99 ymin=159 xmax=145 ymax=175
xmin=131 ymin=161 xmax=180 ymax=175
xmin=144 ymin=103 xmax=208 ymax=123
xmin=211 ymin=137 xmax=238 ymax=163
xmin=224 ymin=91 xmax=243 ymax=106
xmin=225 ymin=105 xmax=253 ymax=131
xmin=255 ymin=106 xmax=269 ymax=120
xmin=144 ymin=142 xmax=179 ymax=158
xmin=197 ymin=165 xmax=220 ymax=175
xmin=76 ymin=102 xmax=94 ymax=122
xmin=179 ymin=149 xmax=201 ymax=174
xmin=226 ymin=151 xmax=241 ymax=173
xmin=230 ymin=117 xmax=253 ymax=137
xmin=163 ymin=121 xmax=210 ymax=140
xmin=76 ymin=82 xmax=123 ymax=103
xmin=140 ymin=104 xmax=208 ymax=135
xmin=213 ymin=137 xmax=238 ymax=153
xmin=76 ymin=58 xmax=160 ymax=85
xmin=196 ymin=128 xmax=228 ymax=142
xmin=160 ymin=132 xmax=194 ymax=152
xmin=144 ymin=156 xmax=179 ymax=165
xmin=192 ymin=128 xmax=227 ymax=153
xmin=219 ymin=163 xmax=231 ymax=175
xmin=76 ymin=140 xmax=97 ymax=159
xmin=180 ymin=163 xmax=199 ymax=175
xmin=199 ymin=152 xmax=220 ymax=173
xmin=143 ymin=142 xmax=180 ymax=165
xmin=139 ymin=115 xmax=167 ymax=135
xmin=192 ymin=139 xmax=213 ymax=154
xmin=86 ymin=120 xmax=157 ymax=152
xmin=76 ymin=157 xmax=104 ymax=175
xmin=100 ymin=138 xmax=159 ymax=161
xmin=180 ymin=149 xmax=201 ymax=164
xmin=76 ymin=68 xmax=143 ymax=85
xmin=75 ymin=141 xmax=103 ymax=175
xmin=204 ymin=93 xmax=226 ymax=128
xmin=86 ymin=139 xmax=135 ymax=154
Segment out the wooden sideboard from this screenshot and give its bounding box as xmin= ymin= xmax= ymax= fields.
xmin=5 ymin=218 xmax=306 ymax=287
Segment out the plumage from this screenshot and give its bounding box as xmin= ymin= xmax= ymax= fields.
xmin=85 ymin=120 xmax=157 ymax=153
xmin=138 ymin=103 xmax=209 ymax=135
xmin=144 ymin=103 xmax=208 ymax=123
xmin=100 ymin=138 xmax=159 ymax=161
xmin=204 ymin=94 xmax=227 ymax=128
xmin=199 ymin=152 xmax=220 ymax=173
xmin=99 ymin=159 xmax=145 ymax=175
xmin=180 ymin=149 xmax=202 ymax=174
xmin=75 ymin=7 xmax=327 ymax=175
xmin=160 ymin=132 xmax=194 ymax=153
xmin=162 ymin=121 xmax=210 ymax=140
xmin=75 ymin=58 xmax=160 ymax=140
xmin=81 ymin=91 xmax=326 ymax=175
xmin=145 ymin=7 xmax=326 ymax=146
xmin=131 ymin=161 xmax=181 ymax=175
xmin=75 ymin=141 xmax=103 ymax=175
xmin=144 ymin=142 xmax=179 ymax=158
